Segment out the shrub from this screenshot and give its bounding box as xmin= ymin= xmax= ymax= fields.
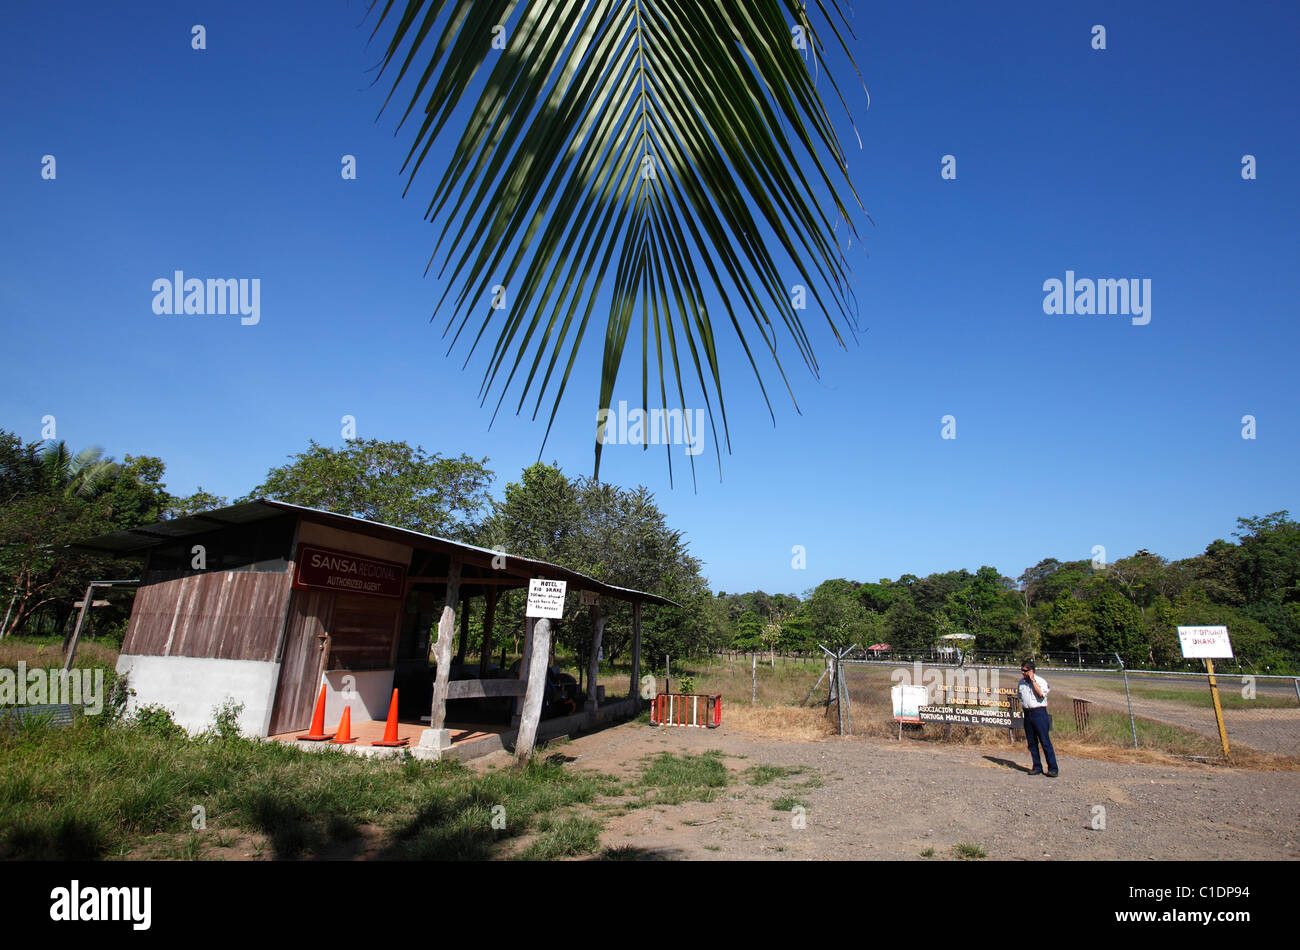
xmin=208 ymin=699 xmax=245 ymax=741
xmin=132 ymin=704 xmax=186 ymax=741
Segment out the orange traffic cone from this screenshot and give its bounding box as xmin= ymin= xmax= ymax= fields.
xmin=371 ymin=689 xmax=409 ymax=747
xmin=329 ymin=705 xmax=356 ymax=744
xmin=297 ymin=685 xmax=334 ymax=741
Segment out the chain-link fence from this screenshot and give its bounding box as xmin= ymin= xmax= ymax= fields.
xmin=821 ymin=657 xmax=1300 ymax=758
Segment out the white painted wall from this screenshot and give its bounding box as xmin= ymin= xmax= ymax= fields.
xmin=116 ymin=654 xmax=280 ymax=737
xmin=321 ymin=668 xmax=395 ymax=725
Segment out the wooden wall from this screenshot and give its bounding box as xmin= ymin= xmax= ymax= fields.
xmin=121 ymin=570 xmax=294 ymax=661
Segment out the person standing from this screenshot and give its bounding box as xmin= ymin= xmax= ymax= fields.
xmin=1018 ymin=660 xmax=1058 ymax=777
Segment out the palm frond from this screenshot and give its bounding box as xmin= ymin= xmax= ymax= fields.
xmin=368 ymin=0 xmax=867 ymax=485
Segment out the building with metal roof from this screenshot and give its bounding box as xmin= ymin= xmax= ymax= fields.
xmin=76 ymin=499 xmax=670 ymax=757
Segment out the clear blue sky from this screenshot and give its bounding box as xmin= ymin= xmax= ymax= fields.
xmin=2 ymin=1 xmax=1296 ymax=595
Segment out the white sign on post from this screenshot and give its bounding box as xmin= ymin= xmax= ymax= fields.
xmin=526 ymin=578 xmax=567 ymax=619
xmin=1177 ymin=626 xmax=1234 ymax=659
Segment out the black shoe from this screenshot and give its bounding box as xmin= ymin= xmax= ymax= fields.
xmin=1027 ymin=769 xmax=1043 ymax=775
xmin=1046 ymin=770 xmax=1058 ymax=778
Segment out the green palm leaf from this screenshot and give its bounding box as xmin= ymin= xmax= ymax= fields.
xmin=368 ymin=0 xmax=867 ymax=485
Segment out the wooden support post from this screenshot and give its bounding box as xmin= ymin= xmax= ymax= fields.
xmin=512 ymin=617 xmax=536 ymax=727
xmin=62 ymin=583 xmax=98 ymax=673
xmin=428 ymin=559 xmax=462 ymax=731
xmin=479 ymin=590 xmax=498 ymax=677
xmin=629 ymin=601 xmax=642 ymax=704
xmin=456 ymin=596 xmax=471 ymax=666
xmin=514 ymin=617 xmax=552 ymax=764
xmin=586 ymin=600 xmax=605 ymax=711
xmin=837 ymin=659 xmax=852 ymax=735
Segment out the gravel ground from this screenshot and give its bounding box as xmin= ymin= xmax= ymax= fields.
xmin=510 ymin=719 xmax=1300 ymax=861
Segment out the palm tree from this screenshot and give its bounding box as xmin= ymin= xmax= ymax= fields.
xmin=367 ymin=0 xmax=868 ymax=485
xmin=25 ymin=441 xmax=117 ymax=499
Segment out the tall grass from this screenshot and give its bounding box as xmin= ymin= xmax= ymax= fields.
xmin=0 ymin=711 xmax=619 ymax=860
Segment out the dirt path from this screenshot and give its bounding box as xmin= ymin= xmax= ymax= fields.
xmin=478 ymin=720 xmax=1300 ymax=861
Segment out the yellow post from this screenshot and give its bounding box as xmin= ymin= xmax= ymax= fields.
xmin=1205 ymin=658 xmax=1230 ymax=758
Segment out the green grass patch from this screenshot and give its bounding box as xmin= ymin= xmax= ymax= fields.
xmin=1074 ymin=679 xmax=1297 ymax=710
xmin=1083 ymin=711 xmax=1225 ymax=757
xmin=771 ymin=794 xmax=807 ymax=812
xmin=952 ymin=842 xmax=987 ymax=860
xmin=743 ymin=764 xmax=807 ymax=786
xmin=630 ymin=750 xmax=729 ymax=807
xmin=520 ymin=814 xmax=602 ymax=860
xmin=0 ymin=713 xmax=618 ymax=861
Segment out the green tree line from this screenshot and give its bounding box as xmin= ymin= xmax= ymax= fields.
xmin=0 ymin=432 xmax=716 ymax=661
xmin=718 ymin=516 xmax=1300 ymax=672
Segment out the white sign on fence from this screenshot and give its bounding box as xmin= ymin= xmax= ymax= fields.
xmin=1177 ymin=625 xmax=1234 ymax=659
xmin=891 ymin=684 xmax=928 ymax=723
xmin=526 ymin=578 xmax=567 ymax=619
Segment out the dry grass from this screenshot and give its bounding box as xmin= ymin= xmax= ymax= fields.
xmin=723 ymin=703 xmax=835 ymax=741
xmin=0 ymin=636 xmax=119 ymax=671
xmin=688 ymin=656 xmax=827 ymax=707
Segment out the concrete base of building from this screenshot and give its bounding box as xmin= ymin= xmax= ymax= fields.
xmin=424 ymin=696 xmax=640 ymax=762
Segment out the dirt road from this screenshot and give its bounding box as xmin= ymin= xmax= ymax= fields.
xmin=512 ymin=720 xmax=1300 ymax=861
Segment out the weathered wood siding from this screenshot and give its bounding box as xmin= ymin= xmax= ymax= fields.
xmin=121 ymin=571 xmax=294 ymax=661
xmin=267 ymin=589 xmax=333 ymax=735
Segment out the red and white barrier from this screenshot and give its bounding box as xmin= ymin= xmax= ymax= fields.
xmin=650 ymin=693 xmax=722 ymax=728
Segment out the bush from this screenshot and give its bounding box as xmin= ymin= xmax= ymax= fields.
xmin=100 ymin=669 xmax=133 ymax=726
xmin=208 ymin=699 xmax=245 ymax=741
xmin=132 ymin=704 xmax=187 ymax=741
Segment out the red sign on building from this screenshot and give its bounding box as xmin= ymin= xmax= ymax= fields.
xmin=292 ymin=544 xmax=406 ymax=599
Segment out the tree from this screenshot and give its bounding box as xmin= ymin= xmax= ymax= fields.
xmin=484 ymin=463 xmax=718 ymax=669
xmin=0 ymin=437 xmax=156 ymax=639
xmin=804 ymin=581 xmax=869 ymax=651
xmin=367 ymin=1 xmax=868 ymax=481
xmin=22 ymin=440 xmax=117 ymax=500
xmin=246 ymin=439 xmax=493 ymax=540
xmin=165 ymin=487 xmax=230 ymax=519
xmin=481 ymin=462 xmax=580 ymax=560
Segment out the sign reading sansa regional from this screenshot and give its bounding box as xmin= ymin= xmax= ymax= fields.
xmin=293 ymin=544 xmax=406 ymax=598
xmin=1177 ymin=625 xmax=1233 ymax=659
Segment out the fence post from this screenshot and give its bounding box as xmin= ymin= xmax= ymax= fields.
xmin=1116 ymin=652 xmax=1138 ymax=750
xmin=751 ymin=654 xmax=757 ymax=704
xmin=837 ymin=659 xmax=851 ymax=735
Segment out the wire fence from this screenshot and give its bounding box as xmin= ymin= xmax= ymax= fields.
xmin=778 ymin=655 xmax=1300 ymax=758
xmin=716 ymin=647 xmax=1297 ymax=677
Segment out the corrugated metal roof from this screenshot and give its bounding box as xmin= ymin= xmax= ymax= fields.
xmin=73 ymin=498 xmax=679 ymax=607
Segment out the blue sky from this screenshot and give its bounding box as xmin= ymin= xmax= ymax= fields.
xmin=2 ymin=1 xmax=1296 ymax=595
